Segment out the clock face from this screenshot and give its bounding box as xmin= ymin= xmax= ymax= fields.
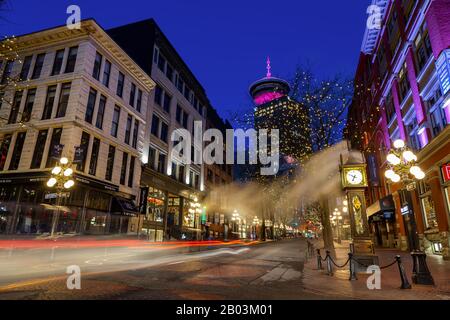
xmin=346 ymin=170 xmax=363 ymax=185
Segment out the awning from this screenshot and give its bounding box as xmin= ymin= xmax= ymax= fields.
xmin=367 ymin=195 xmax=395 ymax=218
xmin=40 ymin=204 xmax=71 ymax=212
xmin=111 ymin=197 xmax=139 ymax=217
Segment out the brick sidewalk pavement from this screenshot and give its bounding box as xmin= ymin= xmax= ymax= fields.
xmin=302 ymin=240 xmax=450 ymax=300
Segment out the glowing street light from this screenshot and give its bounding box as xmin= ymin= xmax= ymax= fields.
xmin=384 ymin=139 xmax=434 ymax=285
xmin=47 ymin=157 xmax=74 ymax=237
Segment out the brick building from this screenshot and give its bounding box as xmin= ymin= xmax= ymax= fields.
xmin=347 ymin=0 xmax=450 ymax=259
xmin=0 ymin=19 xmax=154 ymax=235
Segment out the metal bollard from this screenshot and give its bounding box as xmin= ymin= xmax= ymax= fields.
xmin=317 ymin=249 xmax=323 ymax=270
xmin=348 ymin=252 xmax=357 ymax=281
xmin=326 ymin=250 xmax=333 ymax=276
xmin=396 ymin=255 xmax=412 ymax=289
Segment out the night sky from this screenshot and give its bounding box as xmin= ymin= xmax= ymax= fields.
xmin=0 ymin=0 xmax=370 ymax=121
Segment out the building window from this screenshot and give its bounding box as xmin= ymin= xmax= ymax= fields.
xmin=51 ymin=49 xmax=65 ymax=76
xmin=8 ymin=91 xmax=23 ymax=124
xmin=102 ymin=60 xmax=111 ymax=87
xmin=163 ymin=92 xmax=171 ymax=113
xmin=171 ymin=162 xmax=177 ymax=179
xmin=160 ymin=122 xmax=168 ymax=143
xmin=120 ymin=152 xmax=128 ymax=185
xmin=177 ymin=76 xmax=184 ymax=93
xmin=19 ymin=56 xmax=32 ymax=81
xmin=77 ymin=132 xmax=90 ymax=172
xmin=166 ymin=64 xmax=173 ymax=81
xmin=387 ymin=11 xmax=400 ymax=54
xmin=111 ymin=105 xmax=120 ymax=137
xmin=132 ymin=119 xmax=139 ymax=148
xmin=42 ymin=85 xmax=57 ymax=120
xmin=92 ymin=52 xmax=103 ymax=80
xmin=148 ymin=147 xmax=156 ymax=169
xmin=55 ymin=82 xmax=71 ymax=118
xmin=415 ymin=26 xmax=433 ymax=72
xmin=9 ymin=132 xmax=26 ymax=170
xmin=31 ymin=53 xmax=45 ymax=79
xmin=158 ymin=54 xmax=166 ymax=72
xmin=105 ymin=145 xmax=116 ymax=181
xmin=95 ymin=95 xmax=106 ymax=129
xmin=176 ymin=105 xmax=182 ymax=123
xmin=88 ymin=137 xmax=100 ymax=176
xmin=377 ymin=46 xmax=387 ymax=80
xmin=64 ymin=46 xmax=78 ymax=73
xmin=179 ymin=165 xmax=185 ymax=183
xmin=116 ymin=72 xmax=125 ymax=97
xmin=430 ymin=106 xmax=447 ymax=137
xmin=184 ymin=86 xmax=190 ymax=101
xmin=154 ymin=85 xmax=163 ymax=106
xmin=398 ymin=64 xmax=410 ymax=102
xmin=420 ymin=194 xmax=439 ymax=230
xmin=151 ymin=115 xmax=159 ymax=136
xmin=182 ymin=111 xmax=189 ymax=129
xmin=406 ymin=118 xmax=420 ymax=151
xmin=129 ymin=83 xmax=136 ymax=107
xmin=136 ymin=89 xmax=142 ymax=112
xmin=1 ymin=60 xmax=14 ymax=84
xmin=157 ymin=153 xmax=166 ymax=173
xmin=21 ymin=88 xmax=36 ymax=123
xmin=0 ymin=134 xmax=12 ymax=171
xmin=385 ymin=93 xmax=396 ymax=123
xmin=402 ymin=0 xmax=415 ymax=23
xmin=31 ymin=130 xmax=48 ymax=169
xmin=128 ymin=156 xmax=135 ymax=187
xmin=125 ymin=114 xmax=132 ymax=144
xmin=85 ymin=87 xmax=97 ymax=124
xmin=46 ymin=128 xmax=62 ymax=168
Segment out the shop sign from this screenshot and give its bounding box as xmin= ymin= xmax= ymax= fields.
xmin=401 ymin=205 xmax=410 ymax=216
xmin=441 ymin=163 xmax=450 ymax=183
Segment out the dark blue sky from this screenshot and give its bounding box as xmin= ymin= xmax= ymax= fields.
xmin=0 ymin=0 xmax=370 ymax=120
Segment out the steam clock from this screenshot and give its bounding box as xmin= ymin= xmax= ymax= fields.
xmin=340 ymin=154 xmax=378 ymax=269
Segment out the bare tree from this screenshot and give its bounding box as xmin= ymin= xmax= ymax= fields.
xmin=290 ymin=65 xmax=353 ymax=251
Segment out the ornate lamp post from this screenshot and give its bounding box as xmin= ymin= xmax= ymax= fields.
xmin=231 ymin=209 xmax=241 ymax=238
xmin=46 ymin=157 xmax=74 ymax=237
xmin=332 ymin=208 xmax=342 ymax=244
xmin=252 ymin=216 xmax=260 ymax=240
xmin=384 ymin=139 xmax=434 ymax=285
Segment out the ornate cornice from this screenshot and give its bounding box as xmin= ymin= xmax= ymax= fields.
xmin=1 ymin=19 xmax=155 ymax=92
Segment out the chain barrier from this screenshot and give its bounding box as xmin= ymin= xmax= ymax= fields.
xmin=314 ymin=247 xmax=412 ymax=289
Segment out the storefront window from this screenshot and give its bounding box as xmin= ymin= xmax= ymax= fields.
xmin=146 ymin=187 xmax=166 ymax=223
xmin=183 ymin=199 xmax=198 ymax=228
xmin=167 ymin=196 xmax=180 ymax=226
xmin=420 ymin=195 xmax=439 ymax=229
xmin=445 ymin=187 xmax=450 ymax=214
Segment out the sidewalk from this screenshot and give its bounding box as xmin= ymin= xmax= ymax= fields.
xmin=302 ymin=240 xmax=450 ymax=300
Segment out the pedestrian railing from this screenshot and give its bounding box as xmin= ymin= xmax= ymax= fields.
xmin=314 ymin=248 xmax=412 ymax=290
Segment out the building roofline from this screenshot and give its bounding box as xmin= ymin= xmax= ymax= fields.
xmin=2 ymin=18 xmax=155 ymax=91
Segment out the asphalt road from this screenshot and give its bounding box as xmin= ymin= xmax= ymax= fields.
xmin=0 ymin=238 xmax=325 ymax=300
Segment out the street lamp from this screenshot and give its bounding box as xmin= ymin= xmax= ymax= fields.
xmin=47 ymin=157 xmax=74 ymax=237
xmin=231 ymin=209 xmax=241 ymax=238
xmin=331 ymin=209 xmax=342 ymax=244
xmin=252 ymin=216 xmax=260 ymax=240
xmin=384 ymin=139 xmax=434 ymax=285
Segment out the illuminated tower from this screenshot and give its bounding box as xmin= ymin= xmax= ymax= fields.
xmin=251 ymin=58 xmax=311 ymax=163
